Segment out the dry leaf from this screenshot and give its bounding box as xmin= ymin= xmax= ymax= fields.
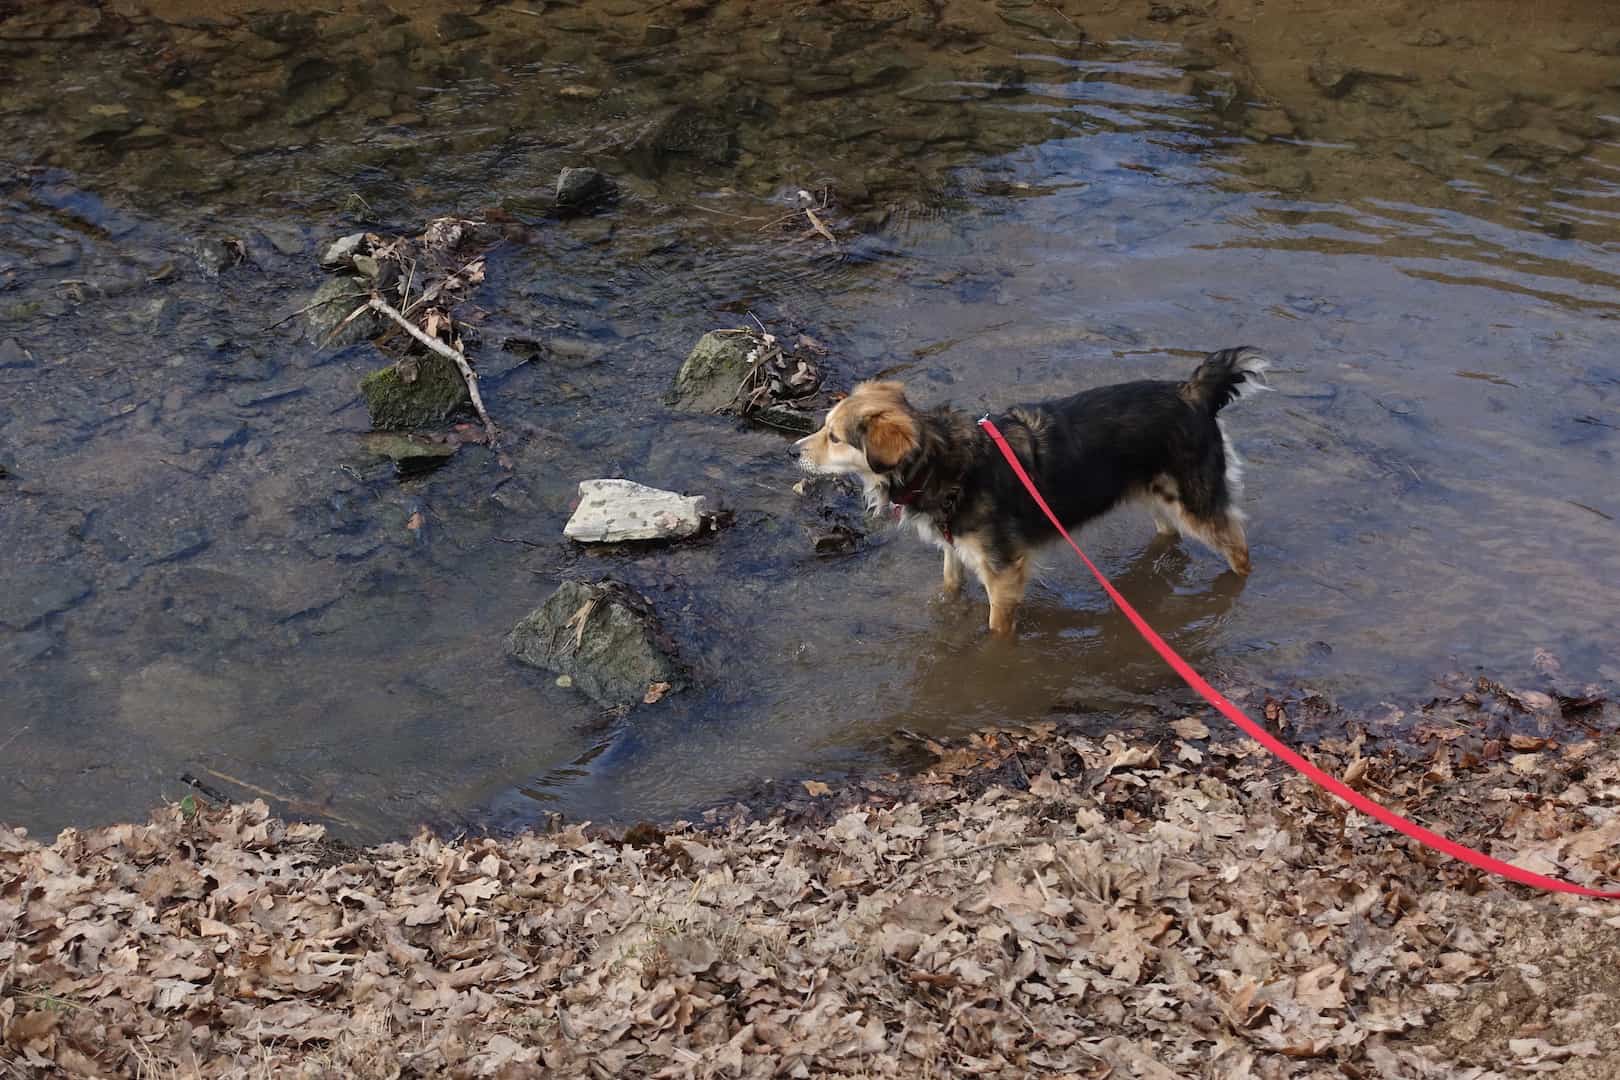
xmin=1170 ymin=717 xmax=1210 ymax=740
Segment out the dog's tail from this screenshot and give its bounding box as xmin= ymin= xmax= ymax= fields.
xmin=1180 ymin=347 xmax=1271 ymax=416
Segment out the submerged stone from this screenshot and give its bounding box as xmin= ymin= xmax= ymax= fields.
xmin=304 ymin=275 xmax=384 ymax=348
xmin=0 ymin=338 xmax=34 ymax=369
xmin=507 ymin=579 xmax=688 ymax=707
xmin=0 ymin=567 xmax=92 ymax=630
xmin=358 ymin=432 xmax=458 ymax=474
xmin=556 ymin=166 xmax=617 ymax=210
xmin=320 ymin=232 xmax=368 ymax=269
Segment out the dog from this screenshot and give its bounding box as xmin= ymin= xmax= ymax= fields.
xmin=790 ymin=347 xmax=1270 ymax=635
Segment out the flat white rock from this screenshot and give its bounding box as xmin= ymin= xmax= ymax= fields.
xmin=564 ymin=479 xmax=707 ymax=543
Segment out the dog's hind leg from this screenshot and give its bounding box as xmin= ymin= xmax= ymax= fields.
xmin=1179 ymin=508 xmax=1251 ymax=576
xmin=942 ymin=545 xmax=966 ymax=598
xmin=1148 ymin=496 xmax=1181 ymax=537
xmin=981 ymin=555 xmax=1030 ymax=636
xmin=1168 ymin=455 xmax=1251 ymax=575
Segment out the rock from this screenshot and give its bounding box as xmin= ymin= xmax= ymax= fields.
xmin=193 ymin=237 xmax=245 ymax=277
xmin=507 ymin=579 xmax=688 ymax=707
xmin=121 ymin=124 xmax=169 ymax=150
xmin=286 ymin=78 xmax=351 ymax=127
xmin=37 ymin=243 xmax=79 ymax=268
xmin=1307 ymin=58 xmax=1413 ymax=99
xmin=812 ymin=523 xmax=860 ymax=555
xmin=1245 ymin=108 xmax=1295 ymax=140
xmin=0 ymin=567 xmax=92 ymax=630
xmin=1471 ymin=100 xmax=1526 ymax=132
xmin=248 ymin=12 xmax=315 ymax=43
xmin=1406 ymin=96 xmax=1454 ymax=129
xmin=359 ymin=432 xmax=457 ymax=474
xmin=671 ymin=330 xmax=755 ymax=413
xmin=543 ymin=336 xmax=607 ymax=368
xmin=622 ymin=105 xmax=736 ymax=174
xmin=564 ymin=479 xmax=708 ymax=543
xmin=359 ymin=353 xmax=471 ymax=430
xmin=556 ymin=167 xmax=618 ymax=210
xmin=1488 ymin=128 xmax=1590 ymax=164
xmin=304 ymin=274 xmax=385 ymax=348
xmin=436 ymin=12 xmax=488 ymax=42
xmin=1405 ymin=28 xmax=1448 ymax=47
xmin=0 ymin=337 xmax=35 ymax=369
xmin=1307 ymin=59 xmax=1357 ymax=98
xmin=671 ymin=330 xmax=831 ymax=434
xmin=258 ymin=225 xmax=306 ymax=257
xmin=557 ymin=84 xmax=604 ymax=102
xmin=0 ymin=628 xmax=57 ymax=670
xmin=77 ymin=103 xmax=139 ymax=143
xmin=147 ymin=528 xmax=210 ymax=565
xmin=320 ymin=232 xmax=369 ymax=269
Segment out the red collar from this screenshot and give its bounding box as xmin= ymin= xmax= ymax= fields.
xmin=889 ymin=470 xmax=950 ymax=542
xmin=890 ymin=469 xmax=930 ymax=507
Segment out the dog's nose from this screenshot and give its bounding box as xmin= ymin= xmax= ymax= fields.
xmin=787 ymin=442 xmax=802 ymax=458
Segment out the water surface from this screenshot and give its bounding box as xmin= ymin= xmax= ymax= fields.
xmin=2 ymin=0 xmax=1617 ymax=838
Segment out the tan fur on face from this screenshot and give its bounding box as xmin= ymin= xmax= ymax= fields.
xmin=794 ymin=381 xmax=920 ymax=479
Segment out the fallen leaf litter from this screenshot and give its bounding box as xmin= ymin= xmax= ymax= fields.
xmin=4 ymin=709 xmax=1619 ymax=1077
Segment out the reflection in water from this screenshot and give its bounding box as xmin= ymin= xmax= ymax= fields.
xmin=899 ymin=540 xmax=1248 ymax=733
xmin=1 ymin=0 xmax=1618 ymax=838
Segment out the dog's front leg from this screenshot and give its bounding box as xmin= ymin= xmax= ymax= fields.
xmin=982 ymin=556 xmax=1029 ymax=637
xmin=942 ymin=545 xmax=965 ymax=598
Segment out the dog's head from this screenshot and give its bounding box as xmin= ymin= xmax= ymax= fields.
xmin=790 ymin=380 xmax=919 ymax=483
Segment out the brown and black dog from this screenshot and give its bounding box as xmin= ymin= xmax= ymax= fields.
xmin=790 ymin=348 xmax=1269 ymax=635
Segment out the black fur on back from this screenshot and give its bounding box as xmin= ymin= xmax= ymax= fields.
xmin=874 ymin=348 xmax=1266 ymax=571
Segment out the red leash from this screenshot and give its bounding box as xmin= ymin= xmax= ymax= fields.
xmin=977 ymin=417 xmax=1620 ymax=898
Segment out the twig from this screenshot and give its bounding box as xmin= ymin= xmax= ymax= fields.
xmin=179 ymin=771 xmax=231 ymax=803
xmin=321 ymin=299 xmax=376 ymax=348
xmin=804 ymin=207 xmax=837 ymax=245
xmin=368 ymin=296 xmax=499 ymax=445
xmin=0 ymin=725 xmax=29 ymax=756
xmin=255 ymin=289 xmax=368 ymax=334
xmin=197 ymin=767 xmax=366 ymax=831
xmin=1045 ymin=2 xmax=1082 ymax=34
xmin=895 ymin=838 xmax=1054 ymax=888
xmin=400 ymin=256 xmax=417 ymax=313
xmin=2 ymin=990 xmax=86 ymax=1012
xmin=687 ymin=203 xmax=764 ymax=222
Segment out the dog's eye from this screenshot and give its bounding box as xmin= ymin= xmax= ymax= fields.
xmin=828 ymin=432 xmax=841 ymax=444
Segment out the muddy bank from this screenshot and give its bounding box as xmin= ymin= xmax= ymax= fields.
xmin=4 ymin=698 xmax=1620 ymax=1078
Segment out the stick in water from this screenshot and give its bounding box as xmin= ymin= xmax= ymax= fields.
xmin=367 ymin=296 xmax=498 ymax=444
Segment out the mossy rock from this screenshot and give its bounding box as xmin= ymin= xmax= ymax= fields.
xmin=359 ymin=353 xmax=471 ymax=430
xmin=506 ymin=580 xmax=688 ymax=707
xmin=670 ymin=330 xmax=753 ymax=412
xmin=670 ymin=330 xmax=826 ymax=433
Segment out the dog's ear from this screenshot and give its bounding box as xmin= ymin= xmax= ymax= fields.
xmin=861 ymin=406 xmax=918 ymax=471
